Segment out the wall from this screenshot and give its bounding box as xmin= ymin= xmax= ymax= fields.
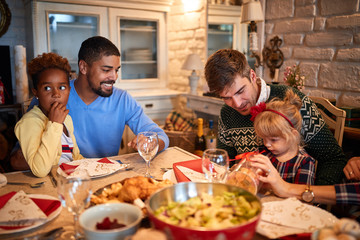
xmin=0 ymin=0 xmax=27 ymax=102
xmin=167 ymin=0 xmax=207 ymax=93
xmin=264 ymin=0 xmax=360 ymax=107
xmin=1 ymin=0 xmax=359 ymax=107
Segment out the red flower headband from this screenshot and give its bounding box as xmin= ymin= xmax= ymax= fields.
xmin=250 ymin=102 xmax=294 ymax=128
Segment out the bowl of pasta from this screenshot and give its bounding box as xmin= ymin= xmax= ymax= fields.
xmin=146 ymin=182 xmax=262 ymax=240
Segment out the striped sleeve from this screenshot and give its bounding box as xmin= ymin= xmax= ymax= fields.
xmin=335 ymin=183 xmax=360 ymax=205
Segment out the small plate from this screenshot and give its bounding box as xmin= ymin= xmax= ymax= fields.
xmin=0 ymin=194 xmax=62 ymax=234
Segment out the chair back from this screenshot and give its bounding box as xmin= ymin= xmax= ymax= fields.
xmin=310 ymin=96 xmax=346 ymax=146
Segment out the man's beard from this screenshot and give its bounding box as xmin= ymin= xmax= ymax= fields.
xmin=92 ymin=86 xmax=113 ymax=97
xmin=89 ymin=80 xmax=114 ymax=97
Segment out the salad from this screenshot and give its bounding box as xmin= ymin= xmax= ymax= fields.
xmin=154 ymin=191 xmax=261 ymax=230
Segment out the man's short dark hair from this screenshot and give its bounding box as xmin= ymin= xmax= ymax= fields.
xmin=205 ymin=49 xmax=251 ymax=96
xmin=78 ymin=36 xmax=120 ymax=65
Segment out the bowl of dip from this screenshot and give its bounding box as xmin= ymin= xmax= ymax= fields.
xmin=80 ymin=202 xmax=143 ymax=240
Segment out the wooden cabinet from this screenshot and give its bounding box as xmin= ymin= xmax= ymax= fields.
xmin=207 ymin=4 xmax=247 ymax=57
xmin=26 ymin=1 xmax=108 ymax=71
xmin=185 ymin=94 xmax=223 ymax=117
xmin=25 ymin=0 xmax=171 ymax=91
xmin=109 ymin=8 xmax=167 ymax=90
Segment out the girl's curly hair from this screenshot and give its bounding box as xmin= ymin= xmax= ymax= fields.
xmin=28 ymin=52 xmax=71 ymax=89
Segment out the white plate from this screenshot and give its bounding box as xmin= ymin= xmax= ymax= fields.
xmin=162 ymin=169 xmax=177 ymax=184
xmin=57 ymin=158 xmax=128 ymax=179
xmin=0 ymin=194 xmax=62 ymax=234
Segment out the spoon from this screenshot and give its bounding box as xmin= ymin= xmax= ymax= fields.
xmin=7 ymin=181 xmax=45 ymax=188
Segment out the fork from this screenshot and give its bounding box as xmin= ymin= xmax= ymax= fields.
xmin=7 ymin=181 xmax=45 ymax=188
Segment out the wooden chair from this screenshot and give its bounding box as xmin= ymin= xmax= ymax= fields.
xmin=310 ymin=96 xmax=346 ymax=147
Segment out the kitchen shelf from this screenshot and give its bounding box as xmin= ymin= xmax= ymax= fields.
xmin=208 ymin=31 xmax=232 ymax=36
xmin=120 ymin=28 xmax=156 ymax=32
xmin=52 ymin=23 xmax=96 ymax=29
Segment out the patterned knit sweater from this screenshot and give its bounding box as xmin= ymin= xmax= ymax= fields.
xmin=217 ymin=84 xmax=347 ymax=185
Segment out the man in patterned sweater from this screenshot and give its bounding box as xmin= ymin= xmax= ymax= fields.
xmin=204 ymin=49 xmax=347 ymax=185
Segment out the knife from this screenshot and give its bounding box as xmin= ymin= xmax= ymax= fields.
xmin=48 ymin=171 xmax=57 ymax=187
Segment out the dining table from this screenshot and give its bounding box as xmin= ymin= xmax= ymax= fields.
xmin=0 ymin=146 xmax=289 ymax=240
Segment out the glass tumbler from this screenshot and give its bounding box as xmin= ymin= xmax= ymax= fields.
xmin=202 ymin=148 xmax=229 ymax=183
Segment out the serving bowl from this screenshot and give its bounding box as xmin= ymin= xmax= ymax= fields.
xmin=146 ymin=182 xmax=262 ymax=240
xmin=79 ymin=203 xmax=143 ymax=240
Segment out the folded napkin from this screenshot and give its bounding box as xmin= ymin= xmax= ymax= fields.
xmin=59 ymin=162 xmax=78 ymax=175
xmin=0 ymin=191 xmax=60 ymax=230
xmin=59 ymin=157 xmax=125 ymax=177
xmin=173 ymin=159 xmax=203 ymax=182
xmin=257 ymin=197 xmax=339 ymax=239
xmin=176 ymin=166 xmax=207 ymax=182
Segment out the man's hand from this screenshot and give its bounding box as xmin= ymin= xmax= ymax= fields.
xmin=343 ymin=157 xmax=360 ymax=181
xmin=48 ymin=102 xmax=69 ymax=124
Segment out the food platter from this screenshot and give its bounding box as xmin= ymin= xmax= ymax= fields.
xmin=90 ymin=176 xmax=173 ymax=207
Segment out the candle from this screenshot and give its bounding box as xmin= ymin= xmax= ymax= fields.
xmin=14 ymin=45 xmax=29 ymax=104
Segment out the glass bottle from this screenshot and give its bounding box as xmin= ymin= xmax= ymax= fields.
xmin=206 ymin=120 xmax=217 ymax=149
xmin=194 ymin=118 xmax=206 ymax=156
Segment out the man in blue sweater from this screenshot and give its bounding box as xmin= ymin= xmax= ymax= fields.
xmin=64 ymin=36 xmax=168 ymax=157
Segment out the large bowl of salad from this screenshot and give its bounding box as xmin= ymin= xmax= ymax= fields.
xmin=146 ymin=182 xmax=261 ymax=240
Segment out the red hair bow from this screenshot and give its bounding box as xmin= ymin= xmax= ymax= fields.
xmin=250 ymin=102 xmax=266 ymax=121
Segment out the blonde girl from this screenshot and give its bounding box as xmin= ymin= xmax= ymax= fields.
xmin=250 ymin=90 xmax=315 ymax=184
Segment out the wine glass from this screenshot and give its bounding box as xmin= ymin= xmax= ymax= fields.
xmin=137 ymin=131 xmax=159 ymax=178
xmin=202 ymin=148 xmax=229 ymax=183
xmin=57 ymin=169 xmax=92 ymax=239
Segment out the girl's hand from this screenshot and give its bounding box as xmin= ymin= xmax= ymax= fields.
xmin=249 ymin=154 xmax=290 ymax=198
xmin=343 ymin=157 xmax=360 ymax=181
xmin=48 ymin=102 xmax=69 ymax=124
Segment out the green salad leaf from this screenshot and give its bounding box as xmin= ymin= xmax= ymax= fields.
xmin=154 ymin=191 xmax=261 ymax=230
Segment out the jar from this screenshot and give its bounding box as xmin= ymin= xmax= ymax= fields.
xmin=225 ymin=153 xmax=261 ymax=195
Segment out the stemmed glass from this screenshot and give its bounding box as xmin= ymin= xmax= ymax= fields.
xmin=202 ymin=148 xmax=229 ymax=183
xmin=137 ymin=131 xmax=159 ymax=178
xmin=57 ymin=170 xmax=92 ymax=239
